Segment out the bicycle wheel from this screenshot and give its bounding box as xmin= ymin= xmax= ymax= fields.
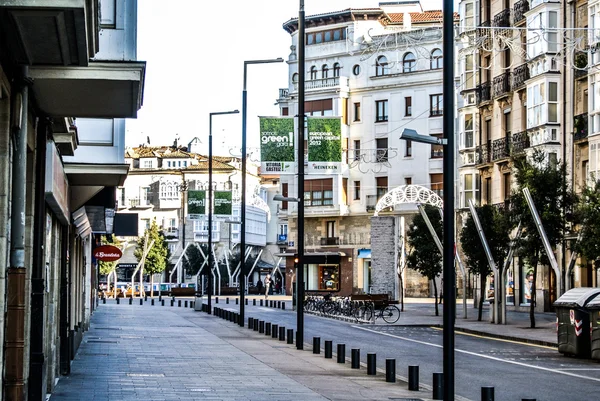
xmin=382 ymin=305 xmax=401 ymax=324
xmin=354 ymin=305 xmax=373 ymax=322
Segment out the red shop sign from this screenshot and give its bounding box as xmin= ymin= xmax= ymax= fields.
xmin=93 ymin=245 xmax=122 ymax=262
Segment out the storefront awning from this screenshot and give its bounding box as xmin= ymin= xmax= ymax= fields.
xmin=357 ymin=249 xmax=371 ymax=259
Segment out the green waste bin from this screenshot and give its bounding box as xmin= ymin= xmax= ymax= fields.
xmin=585 ymin=295 xmax=600 ymax=360
xmin=553 ymin=288 xmax=600 ymax=358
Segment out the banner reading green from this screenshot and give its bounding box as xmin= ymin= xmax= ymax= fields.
xmin=307 ymin=117 xmax=342 ymax=174
xmin=187 ymin=190 xmax=206 ymax=219
xmin=260 ymin=117 xmax=295 ymax=174
xmin=214 ymin=191 xmax=232 ymax=218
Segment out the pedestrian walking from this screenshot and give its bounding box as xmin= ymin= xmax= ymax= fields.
xmin=264 ymin=274 xmax=272 ymax=300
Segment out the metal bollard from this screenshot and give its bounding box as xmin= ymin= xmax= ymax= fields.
xmin=116 ymin=298 xmax=120 ymax=304
xmin=281 ymin=302 xmax=285 ymax=310
xmin=159 ymin=295 xmax=162 ymax=302
xmin=433 ymin=373 xmax=443 ymax=400
xmin=103 ymin=298 xmax=106 ymax=304
xmin=259 ymin=320 xmax=265 ymax=333
xmin=260 ymin=299 xmax=264 ymax=306
xmin=408 ymin=365 xmax=419 ymax=391
xmin=385 ymin=359 xmax=396 ymax=383
xmin=351 ymin=349 xmax=360 ymax=369
xmin=236 ymin=298 xmax=239 ymax=305
xmin=279 ymin=326 xmax=286 ymax=341
xmin=216 ymin=297 xmax=219 ymax=304
xmin=151 ymin=299 xmax=155 ymax=306
xmin=129 ymin=298 xmax=132 ymax=305
xmin=313 ymin=337 xmax=321 ymax=354
xmin=253 ymin=299 xmax=256 ymax=306
xmin=337 ymin=344 xmax=346 ymax=363
xmin=270 ymin=300 xmax=273 ymax=307
xmin=226 ymin=297 xmax=229 ymax=304
xmin=367 ymin=353 xmax=376 ymax=375
xmin=178 ymin=300 xmax=181 ymax=307
xmin=144 ymin=295 xmax=148 ymax=301
xmin=191 ymin=301 xmax=194 ymax=309
xmin=265 ymin=322 xmax=271 ymax=336
xmin=185 ymin=300 xmax=188 ymax=308
xmin=324 ymin=341 xmax=333 ymax=359
xmin=170 ymin=300 xmax=174 ymax=307
xmin=161 ymin=299 xmax=164 ymax=306
xmin=287 ymin=329 xmax=294 ymax=344
xmin=248 ymin=317 xmax=254 ymax=330
xmin=245 ymin=298 xmax=248 ymax=305
xmin=481 ymin=386 xmax=494 ymax=401
xmin=140 ymin=299 xmax=143 ymax=305
xmin=272 ymin=324 xmax=278 ymax=338
xmin=253 ymin=319 xmax=259 ymax=331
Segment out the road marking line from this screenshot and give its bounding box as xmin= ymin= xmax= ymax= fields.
xmin=352 ymin=325 xmax=600 ymax=383
xmin=429 ymin=326 xmax=557 ymax=350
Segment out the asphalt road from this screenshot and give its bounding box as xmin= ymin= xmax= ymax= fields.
xmin=238 ymin=305 xmax=600 ymax=401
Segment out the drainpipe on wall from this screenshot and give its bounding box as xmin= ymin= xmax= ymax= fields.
xmin=28 ymin=117 xmax=48 ymax=400
xmin=4 ymin=65 xmax=29 ymax=401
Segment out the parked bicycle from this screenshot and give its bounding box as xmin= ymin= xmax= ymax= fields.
xmin=353 ymin=298 xmax=401 ymax=324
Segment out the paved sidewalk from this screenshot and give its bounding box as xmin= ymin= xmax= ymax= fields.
xmin=49 ymin=302 xmax=446 ymax=401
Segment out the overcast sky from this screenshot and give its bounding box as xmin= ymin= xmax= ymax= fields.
xmin=125 ymin=0 xmax=445 ymax=156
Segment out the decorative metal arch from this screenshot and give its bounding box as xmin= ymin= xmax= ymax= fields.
xmin=373 ymin=184 xmax=443 ymax=216
xmin=248 ymin=195 xmax=271 ymax=219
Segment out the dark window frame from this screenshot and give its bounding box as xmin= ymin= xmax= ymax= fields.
xmin=376 ymin=55 xmax=389 ymax=76
xmin=403 ymin=52 xmax=417 ymax=72
xmin=430 ymin=94 xmax=443 ymax=116
xmin=430 ymin=48 xmax=443 ymax=69
xmin=405 ymin=96 xmax=412 ymax=116
xmin=375 ymin=100 xmax=388 ymax=122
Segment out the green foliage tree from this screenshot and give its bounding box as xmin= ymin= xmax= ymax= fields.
xmin=134 ymin=219 xmax=170 ymax=295
xmin=511 ymin=150 xmax=577 ymax=328
xmin=460 ymin=204 xmax=511 ymax=321
xmin=224 ymin=246 xmax=259 ymax=288
xmin=407 ymin=204 xmax=443 ymax=316
xmin=573 ymin=179 xmax=600 ymax=272
xmin=182 ymin=243 xmax=207 ymax=277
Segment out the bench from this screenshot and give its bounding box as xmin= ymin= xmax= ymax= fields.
xmin=351 ymin=293 xmax=390 ymax=308
xmin=171 ymin=287 xmax=196 ymax=297
xmin=219 ymin=287 xmax=238 ymax=296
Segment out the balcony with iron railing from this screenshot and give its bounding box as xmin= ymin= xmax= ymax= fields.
xmin=163 ymin=227 xmax=179 ymax=239
xmin=574 ymin=52 xmax=588 ymax=80
xmin=320 ymin=237 xmax=340 ymax=246
xmin=129 ymin=198 xmax=152 ymax=208
xmin=293 ymin=76 xmax=349 ymax=92
xmin=511 ymin=131 xmax=530 ymax=156
xmin=493 ymin=72 xmax=512 ymax=98
xmin=492 ymin=136 xmax=511 ymax=161
xmin=475 ymin=142 xmax=492 ymax=165
xmin=476 ymin=82 xmax=492 ymax=104
xmin=513 ymin=0 xmax=529 ymax=25
xmin=574 ymin=113 xmax=588 ymax=141
xmin=493 ymin=8 xmax=511 ymax=28
xmin=512 ymin=63 xmax=530 ymax=89
xmin=279 ymin=88 xmax=289 ymax=99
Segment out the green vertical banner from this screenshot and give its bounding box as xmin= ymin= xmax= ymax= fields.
xmin=214 ymin=191 xmax=232 ymax=219
xmin=187 ymin=190 xmax=206 ymax=219
xmin=307 ymin=117 xmax=342 ymax=174
xmin=260 ymin=116 xmax=295 ymax=174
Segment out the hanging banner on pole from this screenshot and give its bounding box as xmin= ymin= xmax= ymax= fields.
xmin=259 ymin=116 xmax=295 ymax=174
xmin=214 ymin=191 xmax=232 ymax=219
xmin=187 ymin=190 xmax=206 ymax=219
xmin=307 ymin=117 xmax=342 ymax=174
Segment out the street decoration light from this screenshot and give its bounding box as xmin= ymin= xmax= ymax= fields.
xmin=240 ymin=57 xmax=284 ymax=326
xmin=208 ymin=110 xmax=239 ymax=315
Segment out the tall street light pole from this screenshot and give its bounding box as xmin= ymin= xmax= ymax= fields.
xmin=296 ymin=0 xmax=306 ymax=350
xmin=208 ymin=110 xmax=239 ymax=315
xmin=442 ymin=0 xmax=456 ymax=397
xmin=240 ymin=57 xmax=284 ymax=326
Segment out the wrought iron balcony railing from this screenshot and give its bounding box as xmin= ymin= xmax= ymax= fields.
xmin=476 ymin=82 xmax=492 ymax=104
xmin=493 ymin=72 xmax=511 ymax=98
xmin=513 ymin=0 xmax=529 ymax=25
xmin=320 ymin=237 xmax=340 ymax=246
xmin=512 ymin=63 xmax=529 ymax=89
xmin=493 ymin=8 xmax=511 ymax=28
xmin=475 ymin=143 xmax=491 ymax=165
xmin=492 ymin=136 xmax=511 ymax=161
xmin=511 ymin=131 xmax=530 ymax=156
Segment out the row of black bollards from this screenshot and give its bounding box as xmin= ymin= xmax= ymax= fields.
xmin=104 ymin=296 xmax=195 ymax=309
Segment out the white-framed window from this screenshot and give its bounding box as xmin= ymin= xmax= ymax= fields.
xmin=143 ymin=159 xmax=153 ymax=168
xmin=528 ymin=10 xmax=559 ymax=58
xmin=376 ymin=55 xmax=390 ymax=76
xmin=590 ymin=142 xmax=600 ymax=185
xmin=527 ymin=82 xmax=545 ymax=127
xmin=461 ymin=1 xmax=475 ymax=32
xmin=461 ymin=172 xmax=480 ymax=208
xmin=463 ymin=53 xmax=476 ymax=90
xmin=462 ymin=113 xmax=475 ymax=149
xmin=431 ymin=49 xmax=443 ymax=69
xmin=403 ymin=52 xmax=416 ymax=73
xmin=548 ymin=81 xmax=558 ymax=123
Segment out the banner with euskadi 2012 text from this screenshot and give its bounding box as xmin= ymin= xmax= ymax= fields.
xmin=307 ymin=117 xmax=342 ymax=175
xmin=187 ymin=190 xmax=206 ymax=220
xmin=259 ymin=117 xmax=295 ymax=174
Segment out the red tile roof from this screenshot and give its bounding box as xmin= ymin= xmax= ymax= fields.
xmin=386 ymin=11 xmax=460 ymax=24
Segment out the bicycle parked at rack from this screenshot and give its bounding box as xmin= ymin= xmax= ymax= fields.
xmin=353 ymin=298 xmax=401 ymax=324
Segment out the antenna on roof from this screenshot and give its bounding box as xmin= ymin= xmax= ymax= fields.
xmin=147 ymin=136 xmax=151 ymax=145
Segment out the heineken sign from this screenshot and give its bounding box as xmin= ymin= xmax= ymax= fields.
xmin=187 ymin=190 xmax=206 ymax=219
xmin=260 ymin=117 xmax=295 ymax=174
xmin=214 ymin=191 xmax=232 ymax=218
xmin=307 ymin=117 xmax=342 ymax=174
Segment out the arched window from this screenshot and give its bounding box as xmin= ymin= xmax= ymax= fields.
xmin=322 ymin=64 xmax=329 ymax=79
xmin=333 ymin=63 xmax=341 ymax=77
xmin=310 ymin=66 xmax=318 ymax=80
xmin=376 ymin=55 xmax=389 ymax=76
xmin=431 ymin=49 xmax=443 ymax=69
xmin=292 ymin=73 xmax=299 ymax=83
xmin=403 ymin=52 xmax=416 ymax=73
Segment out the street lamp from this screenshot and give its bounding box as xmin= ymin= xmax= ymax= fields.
xmin=208 ymin=110 xmax=239 ymax=315
xmin=240 ymin=57 xmax=284 ymax=326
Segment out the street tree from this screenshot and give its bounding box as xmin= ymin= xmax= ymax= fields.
xmin=460 ymin=204 xmax=511 ymax=321
xmin=407 ymin=204 xmax=443 ymax=316
xmin=134 ymin=219 xmax=170 ymax=296
xmin=224 ymin=246 xmax=259 ymax=288
xmin=182 ymin=243 xmax=208 ymax=277
xmin=573 ymin=179 xmax=600 ymax=272
xmin=511 ymin=150 xmax=577 ymax=328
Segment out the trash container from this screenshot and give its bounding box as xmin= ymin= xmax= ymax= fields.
xmin=553 ymin=288 xmax=600 ymax=358
xmin=585 ymin=295 xmax=600 ymax=360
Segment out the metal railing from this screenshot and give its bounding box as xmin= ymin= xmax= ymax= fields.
xmin=511 ymin=131 xmax=530 ymax=156
xmin=513 ymin=0 xmax=529 ymax=24
xmin=512 ymin=63 xmax=529 ymax=89
xmin=476 ymin=82 xmax=492 ymax=104
xmin=320 ymin=237 xmax=340 ymax=246
xmin=475 ymin=142 xmax=491 ymax=165
xmin=574 ymin=113 xmax=588 ymax=141
xmin=493 ymin=72 xmax=512 ymax=98
xmin=492 ymin=136 xmax=511 ymax=161
xmin=493 ymin=8 xmax=511 ymax=28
